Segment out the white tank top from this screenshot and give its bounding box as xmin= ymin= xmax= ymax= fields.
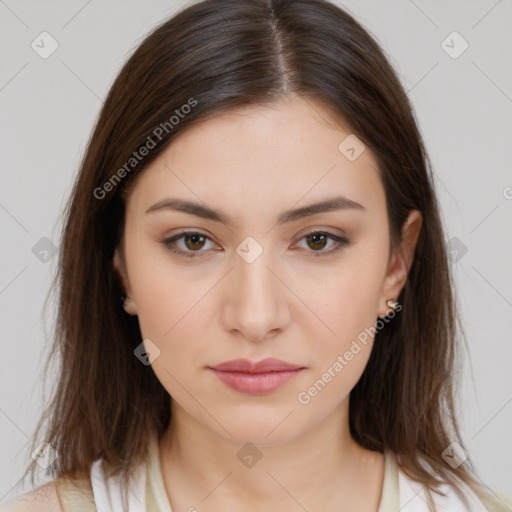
xmin=88 ymin=436 xmax=494 ymax=511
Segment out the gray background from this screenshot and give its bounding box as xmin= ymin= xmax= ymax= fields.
xmin=1 ymin=0 xmax=511 ymax=503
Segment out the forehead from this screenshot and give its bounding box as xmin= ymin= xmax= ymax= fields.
xmin=126 ymin=95 xmax=385 ymax=222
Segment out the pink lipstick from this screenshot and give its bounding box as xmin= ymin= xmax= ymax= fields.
xmin=208 ymin=358 xmax=304 ymax=394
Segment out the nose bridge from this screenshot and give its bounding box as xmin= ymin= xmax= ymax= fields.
xmin=223 ymin=236 xmax=289 ymax=340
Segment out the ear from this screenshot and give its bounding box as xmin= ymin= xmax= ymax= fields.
xmin=113 ymin=247 xmax=138 ymax=316
xmin=378 ymin=210 xmax=422 ymax=317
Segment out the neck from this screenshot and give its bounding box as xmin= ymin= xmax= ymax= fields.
xmin=158 ymin=398 xmax=384 ymax=511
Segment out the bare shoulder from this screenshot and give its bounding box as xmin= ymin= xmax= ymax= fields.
xmin=0 ymin=481 xmax=62 ymax=512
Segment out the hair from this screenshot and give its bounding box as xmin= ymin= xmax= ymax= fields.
xmin=20 ymin=0 xmax=500 ymax=510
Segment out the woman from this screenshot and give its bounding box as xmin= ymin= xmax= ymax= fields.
xmin=3 ymin=0 xmax=511 ymax=510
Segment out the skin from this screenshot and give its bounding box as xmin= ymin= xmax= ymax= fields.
xmin=107 ymin=93 xmax=421 ymax=512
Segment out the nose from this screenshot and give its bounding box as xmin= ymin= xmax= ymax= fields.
xmin=221 ymin=244 xmax=292 ymax=343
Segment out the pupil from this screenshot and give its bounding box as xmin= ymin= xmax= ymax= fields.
xmin=187 ymin=234 xmax=204 ymax=250
xmin=309 ymin=233 xmax=326 ymax=250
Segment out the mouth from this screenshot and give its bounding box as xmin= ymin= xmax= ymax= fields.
xmin=208 ymin=358 xmax=305 ymax=395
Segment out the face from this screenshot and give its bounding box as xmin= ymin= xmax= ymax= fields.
xmin=114 ymin=93 xmax=420 ymax=446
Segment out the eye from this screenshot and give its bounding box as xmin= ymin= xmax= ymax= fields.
xmin=294 ymin=230 xmax=350 ymax=258
xmin=161 ymin=231 xmax=218 ymax=258
xmin=161 ymin=229 xmax=350 ymax=259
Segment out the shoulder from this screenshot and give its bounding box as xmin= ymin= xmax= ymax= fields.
xmin=1 ymin=476 xmax=96 ymax=512
xmin=0 ymin=481 xmax=62 ymax=512
xmin=397 ymin=466 xmax=512 ymax=512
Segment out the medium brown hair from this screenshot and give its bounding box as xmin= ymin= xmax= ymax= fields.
xmin=22 ymin=0 xmax=497 ymax=509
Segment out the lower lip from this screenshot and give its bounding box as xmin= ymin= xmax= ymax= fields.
xmin=209 ymin=369 xmax=303 ymax=394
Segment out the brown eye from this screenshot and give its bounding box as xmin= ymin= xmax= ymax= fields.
xmin=295 ymin=230 xmax=351 ymax=258
xmin=162 ymin=231 xmax=216 ymax=258
xmin=306 ymin=232 xmax=329 ymax=251
xmin=183 ymin=233 xmax=206 ymax=251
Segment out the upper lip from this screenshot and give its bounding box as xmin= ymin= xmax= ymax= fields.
xmin=209 ymin=358 xmax=304 ymax=373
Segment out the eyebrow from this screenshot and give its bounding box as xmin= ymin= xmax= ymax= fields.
xmin=145 ymin=195 xmax=365 ymax=225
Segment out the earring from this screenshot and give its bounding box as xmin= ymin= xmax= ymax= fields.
xmin=378 ymin=299 xmax=400 ymax=319
xmin=386 ymin=299 xmax=399 ymax=310
xmin=120 ymin=295 xmax=127 ymax=307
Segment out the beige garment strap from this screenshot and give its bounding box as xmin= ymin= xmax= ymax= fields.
xmin=146 ymin=435 xmax=173 ymax=512
xmin=145 ymin=475 xmax=161 ymax=512
xmin=475 ymin=486 xmax=512 ymax=512
xmin=378 ymin=449 xmax=399 ymax=511
xmin=55 ymin=476 xmax=97 ymax=512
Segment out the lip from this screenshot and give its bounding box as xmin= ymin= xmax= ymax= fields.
xmin=208 ymin=358 xmax=305 ymax=394
xmin=210 ymin=358 xmax=303 ymax=373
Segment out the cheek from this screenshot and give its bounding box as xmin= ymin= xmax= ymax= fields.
xmin=130 ymin=261 xmax=212 ymax=399
xmin=290 ymin=245 xmax=389 ymax=406
xmin=125 ymin=236 xmax=209 ymax=337
xmin=291 ymin=271 xmax=384 ymax=408
xmin=300 ymin=245 xmax=388 ymax=344
xmin=126 ymin=243 xmax=222 ymax=394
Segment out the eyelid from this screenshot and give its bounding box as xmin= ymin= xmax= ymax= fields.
xmin=295 ymin=226 xmax=350 ymax=243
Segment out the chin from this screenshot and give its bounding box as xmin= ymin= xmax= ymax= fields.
xmin=210 ymin=412 xmax=304 ymax=448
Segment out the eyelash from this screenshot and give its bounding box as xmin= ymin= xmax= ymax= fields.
xmin=161 ymin=230 xmax=350 ymax=259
